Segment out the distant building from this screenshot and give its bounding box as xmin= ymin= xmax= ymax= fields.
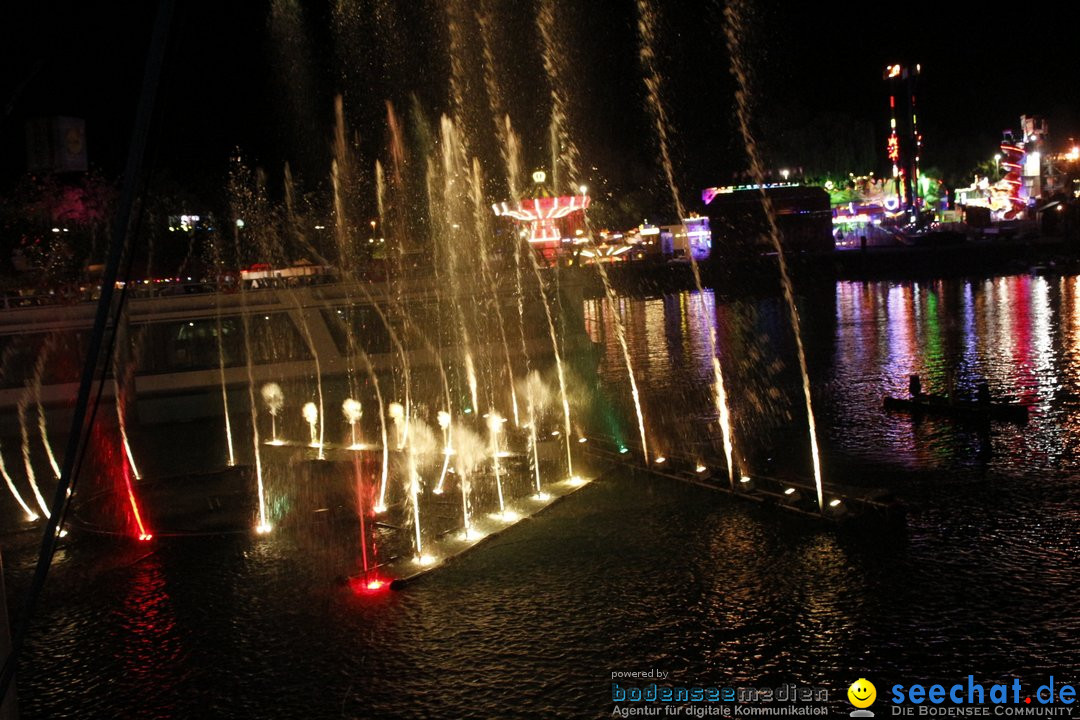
xmin=659 ymin=216 xmax=711 ymax=261
xmin=702 ymin=183 xmax=833 ymax=253
xmin=25 ymin=116 xmax=88 ymax=174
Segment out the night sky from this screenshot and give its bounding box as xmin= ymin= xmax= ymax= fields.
xmin=3 ymin=0 xmax=1079 ymax=217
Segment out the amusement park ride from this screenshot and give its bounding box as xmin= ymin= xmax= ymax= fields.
xmin=492 ymin=170 xmax=590 ymax=266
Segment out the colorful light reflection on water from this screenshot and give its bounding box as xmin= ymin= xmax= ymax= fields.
xmin=587 ymin=274 xmax=1080 ymax=479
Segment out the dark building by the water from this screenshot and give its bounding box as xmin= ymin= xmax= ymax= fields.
xmin=701 ymin=183 xmax=833 ymax=254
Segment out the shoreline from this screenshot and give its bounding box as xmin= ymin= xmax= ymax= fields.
xmin=583 ymin=235 xmax=1077 ymax=297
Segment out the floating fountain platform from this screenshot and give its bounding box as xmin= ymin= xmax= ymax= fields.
xmin=581 ymin=437 xmax=906 ymax=529
xmin=361 ymin=464 xmax=608 ymax=590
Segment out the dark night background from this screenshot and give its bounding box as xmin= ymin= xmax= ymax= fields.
xmin=2 ymin=0 xmax=1079 ymax=219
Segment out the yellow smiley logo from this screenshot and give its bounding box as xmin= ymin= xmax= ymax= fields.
xmin=848 ymin=678 xmax=876 ymax=708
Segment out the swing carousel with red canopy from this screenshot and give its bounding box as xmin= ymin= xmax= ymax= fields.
xmin=492 ymin=171 xmax=590 ymax=266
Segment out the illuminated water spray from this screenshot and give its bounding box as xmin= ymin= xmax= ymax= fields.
xmin=355 ymin=351 xmax=390 ymax=514
xmin=486 ymin=411 xmax=506 ymax=514
xmin=523 ymin=243 xmax=574 ymax=477
xmin=519 ymin=372 xmax=550 ymax=497
xmin=262 ymin=382 xmax=285 ymax=445
xmin=470 ymin=158 xmax=520 ymax=425
xmin=302 ymin=402 xmax=320 ymax=449
xmin=435 ymin=410 xmax=452 ymax=495
xmin=295 ymin=321 xmax=326 ymax=460
xmin=331 ymin=95 xmax=412 ymax=463
xmin=228 ymin=185 xmax=271 ymax=534
xmin=354 ymin=454 xmax=372 ymax=579
xmin=583 ymin=240 xmax=649 ymax=463
xmin=343 ymin=398 xmax=362 ymax=449
xmin=17 ymin=394 xmax=49 ymax=518
xmin=216 ymin=314 xmax=236 ymax=465
xmin=537 ymin=0 xmax=581 ymax=194
xmin=0 ymin=443 xmax=37 ymax=521
xmin=453 ymin=423 xmax=483 ymax=539
xmin=637 ymin=0 xmax=736 ymax=486
xmin=435 ymin=117 xmax=480 ymax=414
xmin=498 ymin=119 xmax=545 ymax=495
xmin=724 ymin=0 xmax=824 ymax=509
xmin=389 ymin=402 xmax=405 ymax=450
xmin=122 ymin=451 xmax=152 ymax=541
xmin=408 ymin=456 xmax=423 ymax=561
xmin=403 ymin=421 xmax=437 ymax=565
xmin=115 ymin=380 xmax=141 ymax=480
xmin=465 ymin=354 xmax=479 ymax=414
xmin=31 ymin=343 xmax=61 ymax=479
xmin=211 ymin=240 xmax=236 ymax=466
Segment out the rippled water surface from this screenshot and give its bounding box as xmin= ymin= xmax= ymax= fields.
xmin=6 ymin=274 xmax=1080 ymax=718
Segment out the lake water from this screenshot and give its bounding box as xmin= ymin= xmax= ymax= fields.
xmin=4 ymin=272 xmax=1078 ymax=718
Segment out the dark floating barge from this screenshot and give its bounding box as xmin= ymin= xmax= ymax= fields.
xmin=583 ymin=437 xmax=906 ymax=529
xmin=883 ymin=394 xmax=1028 ymax=424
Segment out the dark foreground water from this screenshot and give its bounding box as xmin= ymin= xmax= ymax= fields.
xmin=4 ymin=273 xmax=1080 ymax=718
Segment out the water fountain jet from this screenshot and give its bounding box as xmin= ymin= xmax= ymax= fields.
xmin=343 ymin=398 xmax=362 ymax=449
xmin=262 ymin=383 xmax=285 ymax=445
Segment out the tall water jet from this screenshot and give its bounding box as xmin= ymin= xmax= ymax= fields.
xmin=464 ymin=354 xmax=479 ymax=415
xmin=636 ymin=0 xmax=737 ymax=486
xmin=0 ymin=443 xmax=38 ymax=521
xmin=302 ymin=402 xmax=320 ymax=449
xmin=537 ymin=0 xmax=581 ymax=193
xmin=261 ymin=382 xmax=285 ymax=445
xmin=229 ymin=166 xmax=271 ymax=534
xmin=295 ymin=320 xmax=326 ymax=460
xmin=434 ymin=410 xmax=452 ymax=495
xmin=211 ymin=239 xmax=236 ymax=466
xmin=29 ymin=336 xmax=62 ymax=479
xmin=518 ymin=371 xmax=551 ymax=496
xmin=435 ymin=116 xmax=481 ymax=414
xmin=486 ymin=411 xmax=506 ymax=514
xmin=470 ymin=158 xmax=520 ymax=425
xmin=35 ymin=385 xmax=61 ymax=482
xmin=381 ymin=104 xmax=418 ymax=448
xmin=343 ymin=398 xmax=362 ymax=449
xmin=357 ymin=350 xmax=390 ymax=514
xmin=724 ymin=0 xmax=824 ymax=510
xmin=453 ymin=423 xmax=485 ymax=539
xmin=403 ymin=420 xmax=436 ymax=564
xmin=477 ymin=5 xmax=522 ymax=199
xmin=331 ymin=96 xmax=412 ymax=451
xmin=115 ymin=380 xmax=142 ymax=481
xmin=121 ymin=447 xmax=152 ymax=541
xmin=17 ymin=393 xmax=49 ymax=518
xmin=354 ymin=453 xmax=372 ymax=579
xmin=498 ymin=118 xmax=545 ymax=490
xmin=408 ymin=457 xmax=423 ymax=561
xmin=582 ymin=233 xmax=649 ymax=464
xmin=388 ymin=402 xmax=405 ymax=450
xmin=522 ymin=239 xmax=574 ymax=477
xmin=112 ymin=319 xmax=143 ymax=481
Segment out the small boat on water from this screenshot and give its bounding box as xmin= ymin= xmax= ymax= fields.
xmin=883 ymin=394 xmax=1028 ymax=424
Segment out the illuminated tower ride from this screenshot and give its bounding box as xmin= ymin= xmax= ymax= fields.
xmin=999 ymin=115 xmax=1047 ymax=220
xmin=999 ymin=133 xmax=1026 ymax=219
xmin=884 ymin=63 xmax=922 ymax=218
xmin=492 ymin=170 xmax=590 ymax=266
